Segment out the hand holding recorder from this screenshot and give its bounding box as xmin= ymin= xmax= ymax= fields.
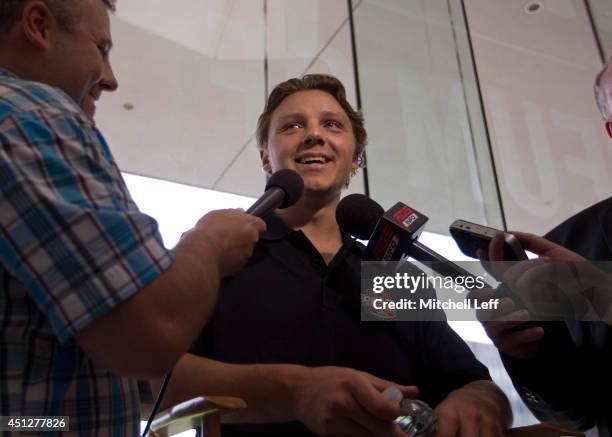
xmin=463 ymin=226 xmax=611 ymax=359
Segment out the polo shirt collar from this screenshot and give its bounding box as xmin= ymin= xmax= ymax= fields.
xmin=260 ymin=211 xmax=359 ymax=252
xmin=0 ymin=67 xmax=18 ymax=80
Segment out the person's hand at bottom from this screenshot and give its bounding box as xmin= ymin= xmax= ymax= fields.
xmin=292 ymin=366 xmax=418 ymax=437
xmin=434 ymin=380 xmax=510 ymax=437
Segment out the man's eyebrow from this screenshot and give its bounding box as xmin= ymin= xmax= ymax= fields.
xmin=320 ymin=110 xmax=346 ymax=119
xmin=276 ymin=110 xmax=346 ymax=121
xmin=275 ymin=113 xmax=304 ymax=122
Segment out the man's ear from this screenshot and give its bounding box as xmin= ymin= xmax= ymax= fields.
xmin=21 ymin=1 xmax=55 ymax=51
xmin=260 ymin=149 xmax=272 ymax=175
xmin=351 ymin=157 xmax=359 ymax=174
xmin=606 ymin=121 xmax=612 ymax=139
xmin=351 ymin=148 xmax=361 ymax=173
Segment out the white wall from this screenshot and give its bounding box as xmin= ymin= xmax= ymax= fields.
xmin=467 ymin=0 xmax=612 ymax=234
xmin=354 ymin=0 xmax=503 ymax=234
xmin=97 ymin=0 xmax=366 ymax=199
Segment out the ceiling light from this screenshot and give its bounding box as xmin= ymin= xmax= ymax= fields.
xmin=524 ymin=1 xmax=542 ymax=14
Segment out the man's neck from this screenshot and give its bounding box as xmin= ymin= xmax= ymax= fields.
xmin=276 ymin=195 xmax=344 ymax=263
xmin=0 ymin=33 xmax=62 ymax=88
xmin=0 ymin=38 xmax=26 ymax=73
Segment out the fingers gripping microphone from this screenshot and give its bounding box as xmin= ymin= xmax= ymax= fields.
xmin=246 ymin=169 xmax=304 ymax=217
xmin=336 ymin=194 xmax=475 ymax=281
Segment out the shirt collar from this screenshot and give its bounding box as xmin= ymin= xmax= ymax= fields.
xmin=0 ymin=67 xmax=19 ymax=80
xmin=260 ymin=211 xmax=359 ymax=251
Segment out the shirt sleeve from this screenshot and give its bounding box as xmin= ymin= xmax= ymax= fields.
xmin=500 ymin=323 xmax=598 ymax=430
xmin=0 ymin=104 xmax=173 ymax=344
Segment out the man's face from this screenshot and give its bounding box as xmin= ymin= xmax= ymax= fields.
xmin=261 ymin=90 xmax=359 ymax=201
xmin=47 ymin=0 xmax=118 ymax=120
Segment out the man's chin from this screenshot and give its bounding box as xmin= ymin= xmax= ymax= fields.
xmin=302 ymin=184 xmax=343 ymax=200
xmin=81 ymin=99 xmax=96 ymax=123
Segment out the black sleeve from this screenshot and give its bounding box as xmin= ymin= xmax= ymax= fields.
xmin=500 ymin=322 xmax=598 ymax=431
xmin=394 ymin=321 xmax=491 ymax=407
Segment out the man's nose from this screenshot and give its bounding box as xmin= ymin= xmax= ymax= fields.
xmin=303 ymin=125 xmax=324 ymax=146
xmin=101 ymin=61 xmax=119 ymax=92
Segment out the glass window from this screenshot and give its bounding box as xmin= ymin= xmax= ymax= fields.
xmin=353 ymin=0 xmax=503 ymax=235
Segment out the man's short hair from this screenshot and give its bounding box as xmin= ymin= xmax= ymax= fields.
xmin=0 ymin=0 xmax=116 ymax=35
xmin=256 ymin=74 xmax=368 ymax=167
xmin=594 ymin=57 xmax=612 ymax=120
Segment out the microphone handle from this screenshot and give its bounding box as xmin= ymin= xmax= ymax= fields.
xmin=246 ymin=187 xmax=285 ymax=217
xmin=408 ymin=240 xmax=480 ymax=282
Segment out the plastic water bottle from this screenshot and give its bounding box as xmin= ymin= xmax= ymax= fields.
xmin=382 ymin=387 xmax=437 ymax=437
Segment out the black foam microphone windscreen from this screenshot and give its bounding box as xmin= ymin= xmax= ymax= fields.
xmin=246 ymin=169 xmax=304 ymax=217
xmin=335 ymin=193 xmax=384 ymax=239
xmin=265 ymin=169 xmax=304 ymax=209
xmin=336 ymin=194 xmax=477 ymax=280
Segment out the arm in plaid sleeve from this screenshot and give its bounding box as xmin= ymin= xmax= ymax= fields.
xmin=0 ymin=100 xmax=265 ymax=377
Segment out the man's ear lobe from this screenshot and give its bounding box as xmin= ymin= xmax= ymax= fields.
xmin=260 ymin=149 xmax=272 ymax=175
xmin=21 ymin=2 xmax=55 ymax=51
xmin=351 ymin=149 xmax=362 ymax=173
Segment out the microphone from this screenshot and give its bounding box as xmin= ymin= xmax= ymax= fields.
xmin=246 ymin=169 xmax=304 ymax=217
xmin=336 ymin=194 xmax=475 ymax=281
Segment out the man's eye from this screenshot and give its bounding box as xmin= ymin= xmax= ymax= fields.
xmin=98 ymin=44 xmax=110 ymax=57
xmin=281 ymin=122 xmax=302 ymax=131
xmin=325 ymin=120 xmax=342 ymax=129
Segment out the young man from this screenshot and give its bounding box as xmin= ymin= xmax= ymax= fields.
xmin=0 ymin=1 xmax=264 ymax=434
xmin=158 ymin=74 xmax=512 ymax=437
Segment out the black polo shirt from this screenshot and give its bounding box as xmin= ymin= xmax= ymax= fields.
xmin=191 ymin=212 xmax=490 ymax=436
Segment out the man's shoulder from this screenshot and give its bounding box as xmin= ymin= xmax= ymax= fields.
xmin=545 ymin=197 xmax=612 ymax=258
xmin=0 ymin=75 xmax=83 ymax=121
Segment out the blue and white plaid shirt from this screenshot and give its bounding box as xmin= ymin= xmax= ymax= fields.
xmin=0 ymin=68 xmax=173 ymax=435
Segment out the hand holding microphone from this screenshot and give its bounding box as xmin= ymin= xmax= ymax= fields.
xmin=181 ymin=169 xmax=304 ymax=278
xmin=189 ymin=210 xmax=265 ymax=278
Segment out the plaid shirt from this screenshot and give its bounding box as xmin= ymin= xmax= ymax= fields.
xmin=0 ymin=68 xmax=173 ymax=435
